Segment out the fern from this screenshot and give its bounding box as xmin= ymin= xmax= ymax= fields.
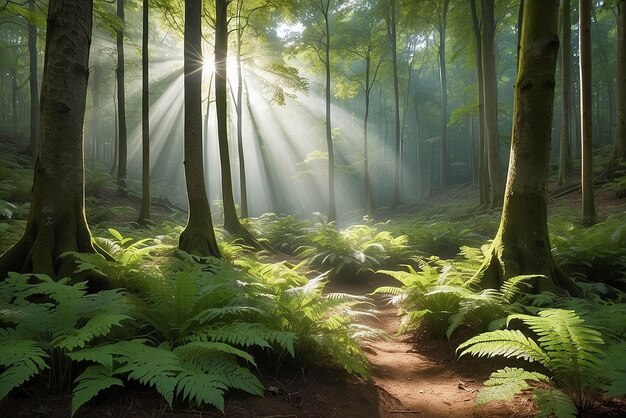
xmin=475 ymin=367 xmax=549 ymax=405
xmin=72 ymin=365 xmax=123 ymax=416
xmin=0 ymin=335 xmax=49 ymax=400
xmin=532 ymin=388 xmax=577 ymax=418
xmin=458 ymin=308 xmax=614 ymax=415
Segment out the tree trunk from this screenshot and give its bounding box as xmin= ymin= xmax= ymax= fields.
xmin=558 ymin=0 xmax=573 ymax=185
xmin=438 ymin=0 xmax=450 ymax=190
xmin=178 ymin=0 xmax=221 ymax=258
xmin=235 ymin=24 xmax=248 ymax=219
xmin=323 ymin=1 xmax=336 ymax=222
xmin=580 ymin=0 xmax=596 ymax=225
xmin=137 ymin=0 xmax=151 ymax=225
xmin=477 ymin=0 xmax=580 ymax=296
xmin=470 ymin=0 xmax=490 ymax=207
xmin=385 ymin=0 xmax=401 ymax=207
xmin=116 ymin=0 xmax=128 ymax=196
xmin=214 ymin=0 xmax=263 ymax=248
xmin=25 ymin=0 xmax=39 ymax=158
xmin=612 ymin=0 xmax=626 ymax=165
xmin=364 ymin=54 xmax=373 ymax=216
xmin=0 ymin=0 xmax=108 ymax=285
xmin=481 ymin=0 xmax=504 ymax=207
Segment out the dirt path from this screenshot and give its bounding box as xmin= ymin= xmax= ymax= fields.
xmin=330 ymin=278 xmax=532 ymax=418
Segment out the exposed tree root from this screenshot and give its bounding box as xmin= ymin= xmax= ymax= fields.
xmin=0 ymin=222 xmax=113 ymax=291
xmin=179 ymin=216 xmax=222 ymax=258
xmin=476 ymin=234 xmax=582 ymax=297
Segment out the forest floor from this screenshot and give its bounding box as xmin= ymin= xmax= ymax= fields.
xmin=3 ymin=133 xmax=626 ymax=416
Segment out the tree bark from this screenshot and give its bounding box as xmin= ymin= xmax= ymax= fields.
xmin=477 ymin=0 xmax=580 ymax=296
xmin=364 ymin=52 xmax=373 ymax=216
xmin=481 ymin=0 xmax=503 ymax=207
xmin=612 ymin=0 xmax=626 ymax=165
xmin=438 ymin=0 xmax=450 ymax=190
xmin=323 ymin=1 xmax=336 ymax=222
xmin=137 ymin=0 xmax=151 ymax=225
xmin=235 ymin=11 xmax=248 ymax=219
xmin=0 ymin=0 xmax=108 ymax=285
xmin=214 ymin=0 xmax=264 ymax=248
xmin=558 ymin=0 xmax=573 ymax=185
xmin=25 ymin=0 xmax=39 ymax=158
xmin=470 ymin=0 xmax=490 ymax=207
xmin=116 ymin=0 xmax=128 ymax=196
xmin=387 ymin=0 xmax=402 ymax=207
xmin=178 ymin=0 xmax=221 ymax=258
xmin=580 ymin=0 xmax=596 ymax=225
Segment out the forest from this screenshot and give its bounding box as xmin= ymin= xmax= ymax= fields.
xmin=1 ymin=0 xmax=626 ymax=416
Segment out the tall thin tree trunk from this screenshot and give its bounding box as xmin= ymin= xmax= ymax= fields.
xmin=137 ymin=0 xmax=151 ymax=225
xmin=386 ymin=0 xmax=401 ymax=207
xmin=25 ymin=0 xmax=39 ymax=158
xmin=438 ymin=0 xmax=450 ymax=190
xmin=178 ymin=0 xmax=221 ymax=258
xmin=580 ymin=0 xmax=596 ymax=225
xmin=116 ymin=0 xmax=128 ymax=195
xmin=323 ymin=1 xmax=336 ymax=221
xmin=364 ymin=55 xmax=373 ymax=216
xmin=612 ymin=0 xmax=626 ymax=165
xmin=558 ymin=0 xmax=573 ymax=185
xmin=482 ymin=0 xmax=503 ymax=206
xmin=214 ymin=0 xmax=263 ymax=247
xmin=235 ymin=21 xmax=248 ymax=218
xmin=471 ymin=0 xmax=490 ymax=207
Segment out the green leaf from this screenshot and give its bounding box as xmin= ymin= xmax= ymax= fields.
xmin=0 ymin=338 xmax=49 ymax=400
xmin=72 ymin=365 xmax=123 ymax=416
xmin=476 ymin=367 xmax=549 ymax=405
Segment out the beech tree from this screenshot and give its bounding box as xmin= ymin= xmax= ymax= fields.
xmin=477 ymin=0 xmax=579 ymax=296
xmin=178 ymin=0 xmax=221 ymax=257
xmin=0 ymin=0 xmax=105 ymax=280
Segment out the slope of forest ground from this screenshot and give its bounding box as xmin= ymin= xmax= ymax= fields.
xmin=2 ymin=136 xmax=626 ymax=417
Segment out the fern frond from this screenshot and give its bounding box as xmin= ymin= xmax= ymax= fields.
xmin=457 ymin=330 xmax=549 ymax=366
xmin=113 ymin=340 xmax=181 ymax=405
xmin=175 ymin=341 xmax=256 ymax=367
xmin=71 ymin=365 xmax=123 ymax=417
xmin=0 ymin=337 xmax=49 ymax=400
xmin=532 ymin=388 xmax=577 ymax=418
xmin=475 ymin=367 xmax=549 ymax=405
xmin=190 ymin=322 xmax=297 ymax=357
xmin=174 ymin=371 xmax=228 ymax=411
xmin=508 ymin=310 xmax=604 ymax=372
xmin=54 ymin=313 xmax=130 ymax=351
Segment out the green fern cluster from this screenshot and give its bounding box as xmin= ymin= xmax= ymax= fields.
xmin=373 ymin=246 xmax=533 ymax=339
xmin=458 ymin=309 xmax=626 ymax=416
xmin=0 ymin=273 xmax=130 ymax=398
xmin=297 ymin=220 xmax=411 ymax=280
xmin=551 ymin=212 xmax=626 ymax=288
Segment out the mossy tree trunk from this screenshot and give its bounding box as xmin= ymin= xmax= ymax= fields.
xmin=438 ymin=0 xmax=450 ymax=191
xmin=478 ymin=0 xmax=580 ymax=296
xmin=178 ymin=0 xmax=221 ymax=258
xmin=0 ymin=0 xmax=102 ymax=281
